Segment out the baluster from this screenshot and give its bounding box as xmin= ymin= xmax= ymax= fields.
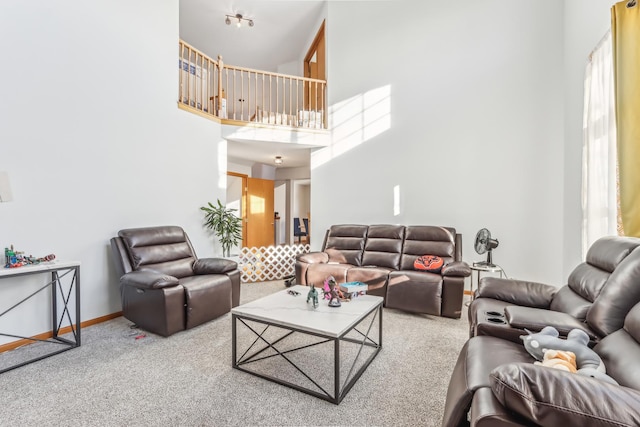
xmin=241 ymin=70 xmax=245 ymax=121
xmin=314 ymin=81 xmax=318 ymax=127
xmin=247 ymin=71 xmax=251 ymax=122
xmin=289 ymin=77 xmax=292 ymax=125
xmin=225 ymin=67 xmax=229 ymax=119
xmin=322 ymin=82 xmax=326 ymax=128
xmin=262 ymin=74 xmax=265 ymax=123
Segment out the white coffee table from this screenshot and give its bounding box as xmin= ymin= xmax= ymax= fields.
xmin=231 ymin=285 xmax=383 ymax=404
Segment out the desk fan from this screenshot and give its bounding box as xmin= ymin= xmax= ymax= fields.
xmin=474 ymin=228 xmax=499 ymax=267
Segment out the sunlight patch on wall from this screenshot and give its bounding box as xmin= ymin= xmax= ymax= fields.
xmin=394 ymin=185 xmax=401 ymax=216
xmin=218 ymin=139 xmax=227 ymax=189
xmin=250 ymin=195 xmax=265 ymax=214
xmin=311 ymin=85 xmax=391 ymax=170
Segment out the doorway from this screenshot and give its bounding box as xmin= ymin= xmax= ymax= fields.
xmin=227 ymin=172 xmax=276 ymax=248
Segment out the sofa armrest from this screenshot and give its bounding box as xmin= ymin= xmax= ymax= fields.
xmin=490 ymin=363 xmax=640 ymax=427
xmin=120 ymin=270 xmax=179 ymax=290
xmin=442 ymin=261 xmax=471 ymax=277
xmin=476 ymin=277 xmax=556 ymax=309
xmin=505 ymin=306 xmax=598 ymax=340
xmin=296 ymin=252 xmax=329 ymax=264
xmin=193 ymin=258 xmax=237 ymax=274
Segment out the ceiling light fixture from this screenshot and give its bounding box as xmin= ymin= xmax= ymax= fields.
xmin=274 ymin=156 xmax=283 ymax=165
xmin=225 ymin=13 xmax=254 ymax=28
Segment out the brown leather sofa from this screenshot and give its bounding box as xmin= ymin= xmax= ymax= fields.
xmin=295 ymin=224 xmax=471 ymax=318
xmin=469 ymin=236 xmax=640 ymax=344
xmin=442 ymin=235 xmax=640 ymax=427
xmin=110 ymin=226 xmax=241 ymax=337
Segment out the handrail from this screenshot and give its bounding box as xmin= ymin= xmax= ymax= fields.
xmin=178 ymin=40 xmax=327 ymax=129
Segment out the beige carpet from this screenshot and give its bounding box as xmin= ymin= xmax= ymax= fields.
xmin=0 ymin=281 xmax=470 ymax=426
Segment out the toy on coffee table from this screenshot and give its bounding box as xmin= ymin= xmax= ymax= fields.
xmin=322 ymin=276 xmax=342 ymax=307
xmin=307 ymin=284 xmax=319 ymax=308
xmin=521 ymin=326 xmax=618 ymax=384
xmin=4 ymin=245 xmax=56 ymax=269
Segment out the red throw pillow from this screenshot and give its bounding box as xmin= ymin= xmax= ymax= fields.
xmin=414 ymin=255 xmax=444 ymax=273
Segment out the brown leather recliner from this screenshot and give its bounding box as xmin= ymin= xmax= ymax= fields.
xmin=469 ymin=236 xmax=640 ymax=344
xmin=110 ymin=226 xmax=240 ymax=337
xmin=442 ymin=301 xmax=640 ymax=427
xmin=442 ymin=235 xmax=640 ymax=427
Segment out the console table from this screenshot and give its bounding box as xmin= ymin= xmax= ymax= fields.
xmin=0 ymin=261 xmax=81 ymax=373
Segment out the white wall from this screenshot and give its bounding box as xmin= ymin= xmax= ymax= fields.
xmin=562 ymin=0 xmax=617 ymax=278
xmin=228 ymin=162 xmax=252 ymax=176
xmin=314 ymin=0 xmax=565 ymax=285
xmin=0 ymin=0 xmax=226 ymax=342
xmin=274 ymin=181 xmax=287 ymax=244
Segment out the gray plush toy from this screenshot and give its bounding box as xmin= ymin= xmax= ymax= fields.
xmin=520 ymin=326 xmax=618 ymax=385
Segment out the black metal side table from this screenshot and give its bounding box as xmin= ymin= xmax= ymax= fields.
xmin=0 ymin=261 xmax=81 ymax=373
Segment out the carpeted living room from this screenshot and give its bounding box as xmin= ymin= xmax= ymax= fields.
xmin=2 ymin=0 xmax=640 ymax=426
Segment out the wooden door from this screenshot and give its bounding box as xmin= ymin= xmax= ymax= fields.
xmin=246 ymin=177 xmax=275 ymax=248
xmin=304 ymin=21 xmax=325 ymax=111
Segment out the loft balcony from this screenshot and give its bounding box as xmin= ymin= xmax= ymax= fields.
xmin=177 ymin=40 xmax=327 ymax=132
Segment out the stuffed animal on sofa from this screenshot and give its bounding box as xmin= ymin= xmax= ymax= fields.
xmin=520 ymin=326 xmax=618 ymax=385
xmin=534 ymin=349 xmax=577 ymax=373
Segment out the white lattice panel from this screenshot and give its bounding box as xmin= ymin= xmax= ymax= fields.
xmin=239 ymin=244 xmax=310 ymax=283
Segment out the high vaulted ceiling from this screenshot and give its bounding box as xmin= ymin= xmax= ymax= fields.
xmin=179 ymin=0 xmax=325 ymax=72
xmin=179 ymin=0 xmax=326 ymax=169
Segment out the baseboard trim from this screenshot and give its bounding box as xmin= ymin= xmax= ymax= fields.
xmin=0 ymin=311 xmax=123 ymax=354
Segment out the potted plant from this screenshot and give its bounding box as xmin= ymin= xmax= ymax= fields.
xmin=200 ymin=199 xmax=242 ymax=257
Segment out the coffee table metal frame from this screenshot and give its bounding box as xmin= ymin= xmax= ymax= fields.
xmin=232 ymin=289 xmax=382 ymax=405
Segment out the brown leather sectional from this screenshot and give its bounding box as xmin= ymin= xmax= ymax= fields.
xmin=442 ymin=235 xmax=640 ymax=426
xmin=110 ymin=226 xmax=241 ymax=337
xmin=295 ymin=224 xmax=471 ymax=318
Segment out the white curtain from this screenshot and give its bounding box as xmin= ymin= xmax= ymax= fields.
xmin=582 ymin=30 xmax=617 ymax=257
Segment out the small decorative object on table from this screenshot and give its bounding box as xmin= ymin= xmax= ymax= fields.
xmin=306 ymin=284 xmax=319 ymax=308
xmin=323 ymin=276 xmax=342 ymax=307
xmin=283 ymin=274 xmax=296 ymax=288
xmin=340 ymin=281 xmax=368 ymax=300
xmin=4 ymin=244 xmax=56 ymax=268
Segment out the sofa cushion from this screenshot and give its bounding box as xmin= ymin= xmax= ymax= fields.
xmin=596 ymin=303 xmax=640 ymax=390
xmin=361 ymin=224 xmax=404 ymax=269
xmin=323 ymin=224 xmax=369 ymax=266
xmin=386 ymin=270 xmax=443 ymax=314
xmin=118 ymin=226 xmax=196 ymax=278
xmin=549 ymin=285 xmax=592 ymax=320
xmin=400 ymin=226 xmax=456 ymax=270
xmin=587 ymin=245 xmax=640 ymax=338
xmin=306 ymin=262 xmax=352 ymax=286
xmin=490 ymin=363 xmax=640 ymax=427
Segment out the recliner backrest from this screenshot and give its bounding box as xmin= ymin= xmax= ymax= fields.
xmin=550 ymin=236 xmax=640 ymax=335
xmin=361 ymin=225 xmax=405 ymax=270
xmin=322 ymin=224 xmax=369 ymax=266
xmin=596 ymin=301 xmax=640 ymax=390
xmin=400 ymin=226 xmax=456 ymax=270
xmin=118 ymin=226 xmax=197 ymax=279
